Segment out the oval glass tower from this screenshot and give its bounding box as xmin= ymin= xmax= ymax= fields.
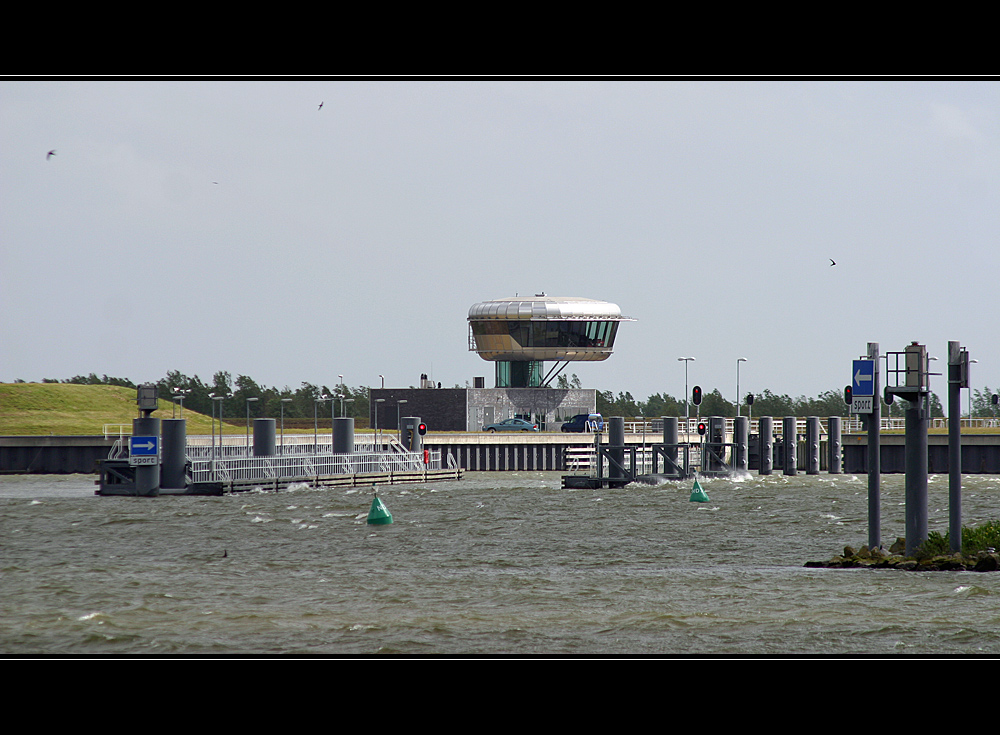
xmin=468 ymin=295 xmax=633 ymax=387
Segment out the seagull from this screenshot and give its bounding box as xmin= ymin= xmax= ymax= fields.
xmin=318 ymin=101 xmax=323 ymax=111
xmin=829 ymin=259 xmax=837 ymax=266
xmin=46 ymin=150 xmax=56 ymax=160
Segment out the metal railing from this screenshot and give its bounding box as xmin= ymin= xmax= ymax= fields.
xmin=622 ymin=416 xmax=1000 ymax=436
xmin=189 ymin=448 xmax=442 ymax=485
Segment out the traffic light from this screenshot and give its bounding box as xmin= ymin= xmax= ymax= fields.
xmin=844 ymin=386 xmax=852 ymax=405
xmin=697 ymin=422 xmax=707 ymax=436
xmin=746 ymin=393 xmax=754 ymax=406
xmin=418 ymin=422 xmax=427 ymax=436
xmin=692 ymin=385 xmax=702 ymax=406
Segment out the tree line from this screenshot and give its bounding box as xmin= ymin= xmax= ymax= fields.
xmin=47 ymin=371 xmax=370 ymax=426
xmin=25 ymin=371 xmax=1000 ymax=420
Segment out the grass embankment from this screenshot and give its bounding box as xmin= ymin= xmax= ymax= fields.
xmin=3 ymin=383 xmax=230 ymax=436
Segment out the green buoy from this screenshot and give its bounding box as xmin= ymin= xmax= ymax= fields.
xmin=367 ymin=493 xmax=393 ymax=525
xmin=690 ymin=477 xmax=710 ymax=503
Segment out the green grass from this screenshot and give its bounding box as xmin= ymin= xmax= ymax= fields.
xmin=917 ymin=521 xmax=1000 ymax=558
xmin=1 ymin=383 xmax=221 ymax=436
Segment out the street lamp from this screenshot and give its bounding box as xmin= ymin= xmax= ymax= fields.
xmin=736 ymin=358 xmax=747 ymax=417
xmin=280 ymin=398 xmax=293 ymax=454
xmin=339 ymin=395 xmax=354 ymax=418
xmin=211 ymin=393 xmax=229 ymax=480
xmin=171 ymin=387 xmax=190 ymax=417
xmin=327 ymin=393 xmax=336 ymax=449
xmin=678 ymin=357 xmax=695 ymax=432
xmin=245 ymin=397 xmax=259 ymax=456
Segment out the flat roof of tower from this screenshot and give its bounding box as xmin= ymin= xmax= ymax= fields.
xmin=468 ymin=295 xmax=634 ymax=321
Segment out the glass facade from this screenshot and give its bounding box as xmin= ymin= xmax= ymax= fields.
xmin=495 ymin=360 xmax=543 ymax=388
xmin=470 ymin=320 xmax=620 ymax=351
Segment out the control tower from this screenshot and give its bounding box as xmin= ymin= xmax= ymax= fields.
xmin=468 ymin=294 xmax=634 ymax=388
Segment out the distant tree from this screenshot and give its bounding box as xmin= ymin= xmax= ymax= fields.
xmin=972 ymin=387 xmax=998 ymax=418
xmin=640 ymin=392 xmax=683 ymax=418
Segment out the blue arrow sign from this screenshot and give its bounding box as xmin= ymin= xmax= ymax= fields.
xmin=130 ymin=436 xmax=159 ymax=456
xmin=852 ymin=359 xmax=875 ymax=396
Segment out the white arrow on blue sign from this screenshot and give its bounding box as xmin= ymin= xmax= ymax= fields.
xmin=852 ymin=359 xmax=875 ymax=396
xmin=130 ymin=436 xmax=159 ymax=456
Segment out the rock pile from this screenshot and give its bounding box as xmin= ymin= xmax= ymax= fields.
xmin=805 ymin=537 xmax=1000 ymax=572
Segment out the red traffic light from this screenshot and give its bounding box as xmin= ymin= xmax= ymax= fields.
xmin=692 ymin=386 xmax=702 ymax=406
xmin=417 ymin=423 xmax=427 ymax=435
xmin=697 ymin=422 xmax=707 ymax=435
xmin=844 ymin=386 xmax=853 ymax=405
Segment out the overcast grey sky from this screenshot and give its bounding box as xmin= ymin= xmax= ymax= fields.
xmin=2 ymin=79 xmax=998 ymax=404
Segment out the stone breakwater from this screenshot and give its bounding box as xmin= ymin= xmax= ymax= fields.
xmin=806 ymin=537 xmax=1000 ymax=572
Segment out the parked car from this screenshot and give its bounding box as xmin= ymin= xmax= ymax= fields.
xmin=483 ymin=418 xmax=539 ymax=433
xmin=560 ymin=413 xmax=604 ymax=433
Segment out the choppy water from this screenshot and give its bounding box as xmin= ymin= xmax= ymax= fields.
xmin=2 ymin=471 xmax=999 ymax=657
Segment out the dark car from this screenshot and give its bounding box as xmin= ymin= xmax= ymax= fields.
xmin=560 ymin=413 xmax=604 ymax=433
xmin=483 ymin=418 xmax=539 ymax=433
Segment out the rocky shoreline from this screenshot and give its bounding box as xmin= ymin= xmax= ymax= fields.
xmin=805 ymin=537 xmax=1000 ymax=572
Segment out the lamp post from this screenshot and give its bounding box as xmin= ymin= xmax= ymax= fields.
xmin=678 ymin=357 xmax=695 ymax=433
xmin=209 ymin=392 xmax=216 ymax=473
xmin=245 ymin=397 xmax=258 ymax=457
xmin=280 ymin=398 xmax=292 ymax=454
xmin=172 ymin=387 xmax=190 ymax=417
xmin=397 ymin=399 xmax=408 ymax=441
xmin=211 ymin=393 xmax=228 ymax=480
xmin=340 ymin=396 xmax=354 ymax=418
xmin=328 ymin=393 xmax=336 ymax=449
xmin=736 ymin=357 xmax=747 ymax=417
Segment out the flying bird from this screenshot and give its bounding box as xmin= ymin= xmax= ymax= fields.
xmin=46 ymin=150 xmax=56 ymax=160
xmin=318 ymin=101 xmax=323 ymax=110
xmin=829 ymin=259 xmax=836 ymax=266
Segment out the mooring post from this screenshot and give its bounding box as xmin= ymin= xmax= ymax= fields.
xmin=782 ymin=416 xmax=797 ymax=475
xmin=253 ymin=418 xmax=276 ymax=457
xmin=885 ymin=341 xmax=930 ymax=557
xmin=160 ymin=418 xmax=187 ymax=490
xmin=734 ymin=416 xmax=748 ymax=472
xmin=806 ymin=416 xmax=820 ymax=475
xmin=867 ymin=342 xmax=881 ymax=550
xmin=663 ymin=416 xmax=678 ymax=477
xmin=758 ymin=416 xmax=773 ymax=475
xmin=827 ymin=416 xmax=842 ymax=474
xmin=948 ymin=341 xmax=967 ymax=553
xmin=608 ymin=417 xmax=625 ymax=481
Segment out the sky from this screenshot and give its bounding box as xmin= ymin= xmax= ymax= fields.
xmin=2 ymin=79 xmax=998 ymax=405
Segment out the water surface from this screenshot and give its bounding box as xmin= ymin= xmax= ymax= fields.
xmin=2 ymin=471 xmax=998 ymax=656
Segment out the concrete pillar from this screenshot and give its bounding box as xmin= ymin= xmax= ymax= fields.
xmin=734 ymin=416 xmax=748 ymax=472
xmin=608 ymin=417 xmax=625 ymax=480
xmin=253 ymin=418 xmax=276 ymax=457
xmin=806 ymin=416 xmax=820 ymax=475
xmin=759 ymin=416 xmax=773 ymax=475
xmin=662 ymin=416 xmax=678 ymax=474
xmin=783 ymin=416 xmax=797 ymax=475
xmin=161 ymin=418 xmax=187 ymax=489
xmin=133 ymin=416 xmax=160 ymax=497
xmin=827 ymin=416 xmax=842 ymax=474
xmin=333 ymin=417 xmax=355 ymax=454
